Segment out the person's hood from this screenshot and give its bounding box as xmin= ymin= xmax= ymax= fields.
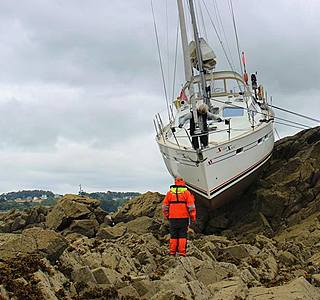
xmin=174 ymin=177 xmax=186 ymax=186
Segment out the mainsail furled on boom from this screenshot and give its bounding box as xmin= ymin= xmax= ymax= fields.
xmin=189 ymin=38 xmax=217 ymax=71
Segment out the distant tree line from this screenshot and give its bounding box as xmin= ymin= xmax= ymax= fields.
xmin=0 ymin=190 xmax=55 ymax=201
xmin=86 ymin=191 xmax=140 ymax=201
xmin=0 ymin=190 xmax=57 ymax=211
xmin=83 ymin=191 xmax=140 ymax=212
xmin=0 ymin=190 xmax=140 ymax=212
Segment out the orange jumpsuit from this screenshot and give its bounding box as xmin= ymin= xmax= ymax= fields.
xmin=162 ymin=178 xmax=196 ymax=256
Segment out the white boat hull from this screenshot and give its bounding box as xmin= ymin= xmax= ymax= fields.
xmin=157 ymin=121 xmax=274 ymax=208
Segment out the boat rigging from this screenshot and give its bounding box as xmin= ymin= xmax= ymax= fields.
xmin=152 ymin=0 xmax=318 ymax=207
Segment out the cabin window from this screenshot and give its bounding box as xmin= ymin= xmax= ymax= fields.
xmin=223 ymin=107 xmax=244 ymax=117
xmin=258 ymin=138 xmax=263 ymax=144
xmin=226 ymin=79 xmax=245 ymax=94
xmin=236 ymin=147 xmax=243 ymax=154
xmin=211 ymin=79 xmax=226 ymax=94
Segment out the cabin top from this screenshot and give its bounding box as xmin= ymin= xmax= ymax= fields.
xmin=182 ymin=71 xmax=250 ymax=99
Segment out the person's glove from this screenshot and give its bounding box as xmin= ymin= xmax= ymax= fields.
xmin=178 ymin=124 xmax=183 ymax=128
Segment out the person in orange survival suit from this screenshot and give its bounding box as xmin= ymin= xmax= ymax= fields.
xmin=162 ymin=177 xmax=196 ymax=256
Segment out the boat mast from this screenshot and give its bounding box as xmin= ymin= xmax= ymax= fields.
xmin=177 ymin=0 xmax=192 ymax=82
xmin=176 ymin=0 xmax=198 ymax=125
xmin=188 ymin=0 xmax=209 ymax=106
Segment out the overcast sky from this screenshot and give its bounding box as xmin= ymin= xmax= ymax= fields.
xmin=0 ymin=0 xmax=319 ymax=194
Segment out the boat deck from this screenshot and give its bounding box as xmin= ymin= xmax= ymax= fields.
xmin=162 ymin=95 xmax=269 ymax=150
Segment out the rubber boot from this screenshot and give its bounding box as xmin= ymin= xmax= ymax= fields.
xmin=178 ymin=238 xmax=187 ymax=256
xmin=169 ymin=238 xmax=178 ymax=256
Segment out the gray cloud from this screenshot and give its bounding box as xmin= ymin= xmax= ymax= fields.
xmin=0 ymin=0 xmax=318 ymax=193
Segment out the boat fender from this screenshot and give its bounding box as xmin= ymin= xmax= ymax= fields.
xmin=174 ymin=98 xmax=181 ymax=109
xmin=258 ymin=85 xmax=264 ymax=100
xmin=243 ymin=72 xmax=248 ymax=85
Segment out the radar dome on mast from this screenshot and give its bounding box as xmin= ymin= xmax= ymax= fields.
xmin=189 ymin=38 xmax=217 ymax=71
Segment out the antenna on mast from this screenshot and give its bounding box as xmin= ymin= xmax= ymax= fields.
xmin=79 ymin=184 xmax=85 ymax=196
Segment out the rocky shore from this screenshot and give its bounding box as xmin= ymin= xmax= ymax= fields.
xmin=0 ymin=127 xmax=320 ymax=299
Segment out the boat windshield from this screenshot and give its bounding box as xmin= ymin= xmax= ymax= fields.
xmin=209 ymin=78 xmax=245 ymax=96
xmin=189 ymin=71 xmax=248 ymax=97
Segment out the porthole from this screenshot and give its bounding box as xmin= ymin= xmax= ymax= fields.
xmin=236 ymin=148 xmax=243 ymax=154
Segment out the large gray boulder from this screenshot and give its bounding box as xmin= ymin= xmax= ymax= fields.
xmin=255 ymin=128 xmax=320 ymax=230
xmin=210 ymin=127 xmax=320 ymax=238
xmin=46 ymin=194 xmax=100 ymax=231
xmin=248 ymin=277 xmax=320 ymax=300
xmin=207 ymin=276 xmax=248 ymax=300
xmin=97 ymin=224 xmax=127 ymax=240
xmin=33 ymin=270 xmax=60 ymax=300
xmin=92 ymin=267 xmax=123 ymax=285
xmin=69 ymin=219 xmax=99 ymax=238
xmin=126 ymin=216 xmax=161 ymax=235
xmin=196 ymin=260 xmax=239 ymax=286
xmin=71 ymin=266 xmax=97 ymax=284
xmin=10 ymin=216 xmax=26 ymax=232
xmin=0 ymin=206 xmax=49 ymax=233
xmin=113 ymin=192 xmax=164 ymax=223
xmin=0 ymin=228 xmax=68 ymax=262
xmin=221 ymin=244 xmax=260 ymax=260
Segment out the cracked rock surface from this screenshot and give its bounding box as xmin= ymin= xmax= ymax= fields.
xmin=0 ymin=127 xmax=320 ymax=299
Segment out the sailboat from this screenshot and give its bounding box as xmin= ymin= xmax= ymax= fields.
xmin=154 ymin=0 xmax=274 ymax=209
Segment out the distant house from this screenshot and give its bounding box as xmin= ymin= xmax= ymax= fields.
xmin=41 ymin=195 xmax=48 ymax=200
xmin=32 ymin=198 xmax=43 ymax=203
xmin=15 ymin=199 xmax=25 ymax=203
xmin=15 ymin=198 xmax=32 ymax=203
